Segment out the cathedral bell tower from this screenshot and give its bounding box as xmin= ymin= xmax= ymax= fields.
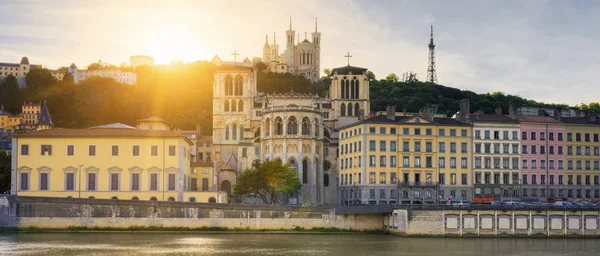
xmin=263 ymin=35 xmax=271 ymax=63
xmin=311 ymin=18 xmax=321 ymax=78
xmin=285 ymin=15 xmax=296 ymax=67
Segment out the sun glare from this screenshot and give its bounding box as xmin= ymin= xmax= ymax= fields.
xmin=147 ymin=26 xmax=200 ymax=64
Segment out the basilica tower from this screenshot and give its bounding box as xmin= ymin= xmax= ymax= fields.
xmin=285 ymin=16 xmax=296 ymax=69
xmin=311 ymin=18 xmax=321 ymax=78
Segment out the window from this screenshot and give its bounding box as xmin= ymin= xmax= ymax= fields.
xmin=380 ymin=156 xmax=386 ymax=167
xmin=461 ymin=143 xmax=468 ymax=153
xmin=133 ymin=145 xmax=140 ymax=156
xmin=390 ymin=156 xmax=397 ymax=167
xmin=21 ymin=144 xmax=29 ymax=155
xmin=131 ymin=173 xmax=140 ymax=191
xmin=20 ymin=172 xmax=29 ymax=190
xmin=87 ymin=173 xmax=97 ymax=191
xmin=67 ymin=145 xmax=74 ymax=156
xmin=414 ymin=156 xmax=421 ymax=167
xmin=403 ymin=128 xmax=409 ymax=135
xmin=512 ymin=131 xmax=518 ymax=140
xmin=531 ymin=132 xmax=536 ymax=140
xmin=151 ymin=145 xmax=158 ymax=156
xmin=168 ymin=173 xmax=176 ymax=190
xmin=65 ymin=172 xmax=75 ymax=191
xmin=369 ymin=127 xmax=375 ymax=134
xmin=169 ymin=145 xmax=176 ymax=156
xmin=450 ymin=142 xmax=456 ymax=153
xmin=522 ymin=132 xmax=527 ymax=140
xmin=439 ymin=142 xmax=445 ymax=153
xmin=426 ymin=142 xmax=432 ymax=152
xmin=450 ymin=157 xmax=456 ymax=168
xmin=414 ymin=142 xmax=421 ymax=152
xmin=403 ymin=156 xmax=409 ymax=167
xmin=41 ymin=145 xmax=52 ymax=156
xmin=531 ymin=159 xmax=537 ymax=169
xmin=439 ymin=173 xmax=446 ymax=185
xmin=426 ymin=156 xmax=432 ymax=167
xmin=475 ymin=130 xmax=481 ymax=139
xmin=369 ymin=155 xmax=376 ymax=167
xmin=391 ymin=128 xmax=396 ymax=134
xmin=380 ymin=141 xmax=386 ymax=151
xmin=461 ymin=157 xmax=468 ymax=168
xmin=439 ymin=129 xmax=445 ymax=136
xmin=540 ymin=145 xmax=546 ymax=154
xmin=531 ymin=145 xmax=537 ymax=154
xmin=369 ymin=172 xmax=376 ymax=184
xmin=439 ymin=157 xmax=446 ymax=168
xmin=450 ymin=129 xmax=456 ymax=136
xmin=450 ymin=173 xmax=457 ymax=185
xmin=110 ymin=173 xmax=120 ymax=191
xmin=426 ymin=128 xmax=432 ymax=135
xmin=89 ymin=145 xmax=96 ymax=156
xmin=112 ymin=145 xmax=119 ymax=156
xmin=39 ymin=173 xmax=49 ymax=191
xmin=415 ymin=128 xmax=421 ymax=135
xmin=380 ymin=127 xmax=386 ymax=134
xmin=512 ymin=144 xmax=519 ymax=154
xmin=379 ymin=172 xmax=386 ymax=184
xmin=369 ymin=140 xmax=375 ymax=151
xmin=150 ymin=173 xmax=159 ymax=191
xmin=558 ymin=146 xmax=563 ymax=155
xmin=462 ymin=129 xmax=467 ymax=137
xmin=390 ymin=141 xmax=397 ymax=152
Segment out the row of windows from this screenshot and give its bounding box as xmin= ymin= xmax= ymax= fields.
xmin=369 ymin=127 xmax=468 ymax=137
xmin=340 ymin=172 xmax=469 ymax=185
xmin=339 ymin=77 xmax=360 ymax=100
xmin=223 ymin=100 xmax=244 ymax=112
xmin=475 ymin=130 xmax=519 ymax=140
xmin=339 ymin=102 xmax=361 ymax=117
xmin=474 ymin=143 xmax=520 ymax=154
xmin=564 ymin=146 xmax=600 ymax=156
xmin=19 ymin=172 xmax=179 ymax=192
xmin=565 ymin=132 xmax=600 ymax=142
xmin=522 ymin=188 xmax=600 ymax=199
xmin=20 ymin=144 xmax=182 ymax=157
xmin=264 ymin=117 xmax=320 ymax=136
xmin=223 ymin=75 xmax=243 ymax=96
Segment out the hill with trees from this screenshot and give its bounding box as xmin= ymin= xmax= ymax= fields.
xmin=0 ymin=61 xmax=598 ymax=134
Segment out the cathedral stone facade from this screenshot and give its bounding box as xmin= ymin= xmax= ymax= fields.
xmin=261 ymin=17 xmax=321 ymax=82
xmin=210 ymin=59 xmax=370 ymax=205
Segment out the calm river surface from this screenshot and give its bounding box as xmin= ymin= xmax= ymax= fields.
xmin=1 ymin=233 xmax=600 ymax=255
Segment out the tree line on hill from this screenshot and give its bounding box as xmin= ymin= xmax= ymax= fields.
xmin=0 ymin=61 xmax=598 ymax=134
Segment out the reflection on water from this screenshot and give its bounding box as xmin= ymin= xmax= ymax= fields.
xmin=1 ymin=233 xmax=600 ymax=255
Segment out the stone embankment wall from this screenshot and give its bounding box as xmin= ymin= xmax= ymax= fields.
xmin=386 ymin=208 xmax=600 ymax=237
xmin=0 ymin=196 xmax=382 ymax=231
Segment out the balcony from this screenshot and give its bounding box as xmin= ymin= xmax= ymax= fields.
xmin=398 ymin=181 xmax=439 ymax=187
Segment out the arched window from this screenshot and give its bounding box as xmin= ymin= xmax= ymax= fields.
xmin=345 ymin=79 xmax=350 ymax=99
xmin=350 ymin=79 xmax=355 ymax=99
xmin=324 ymin=174 xmax=330 ymax=187
xmin=235 ymin=75 xmax=243 ymax=96
xmin=221 ymin=180 xmax=232 ymax=195
xmin=238 ymin=101 xmax=243 ymax=112
xmin=189 ymin=197 xmax=196 ymax=202
xmin=302 ymin=159 xmax=309 ymax=184
xmin=289 ymin=158 xmax=297 ymax=170
xmin=239 ymin=125 xmax=244 ymax=140
xmin=111 ymin=196 xmax=118 ymax=200
xmin=132 ymin=196 xmax=139 ymax=200
xmin=265 ymin=118 xmax=271 ymax=137
xmin=355 ymin=103 xmax=360 ymax=117
xmin=224 ymin=100 xmax=229 ymax=112
xmin=347 ymin=103 xmax=353 ymax=116
xmin=355 ymin=79 xmax=360 ymax=99
xmin=232 ymin=123 xmax=237 ymax=140
xmin=231 ymin=100 xmax=237 ymax=112
xmin=340 ymin=103 xmax=346 ymax=116
xmin=302 ymin=117 xmax=310 ymax=135
xmin=275 ymin=117 xmax=283 ymax=135
xmin=150 ymin=197 xmax=157 ymax=201
xmin=224 ymin=75 xmax=232 ymax=96
xmin=314 ymin=118 xmax=320 ymax=137
xmin=225 ymin=124 xmax=230 ymax=140
xmin=208 ymin=197 xmax=217 ymax=203
xmin=167 ymin=197 xmax=175 ymax=202
xmin=287 ymin=116 xmax=298 ymax=135
xmin=340 ymin=79 xmax=345 ymax=99
xmin=88 ymin=196 xmax=95 ymax=199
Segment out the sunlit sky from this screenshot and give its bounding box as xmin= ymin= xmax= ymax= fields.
xmin=1 ymin=0 xmax=599 ymax=105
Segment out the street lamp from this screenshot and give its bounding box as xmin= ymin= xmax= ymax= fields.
xmin=79 ymin=165 xmax=83 ymax=198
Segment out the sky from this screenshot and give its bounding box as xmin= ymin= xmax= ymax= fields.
xmin=1 ymin=0 xmax=599 ymax=106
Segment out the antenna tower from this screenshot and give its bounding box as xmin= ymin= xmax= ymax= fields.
xmin=427 ymin=25 xmax=438 ymax=83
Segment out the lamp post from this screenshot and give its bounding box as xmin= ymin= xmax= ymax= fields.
xmin=79 ymin=165 xmax=83 ymax=198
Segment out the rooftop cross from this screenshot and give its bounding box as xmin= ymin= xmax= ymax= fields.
xmin=231 ymin=50 xmax=239 ymax=62
xmin=344 ymin=52 xmax=353 ymax=66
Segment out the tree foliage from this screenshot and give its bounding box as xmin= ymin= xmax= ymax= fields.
xmin=257 ymin=72 xmax=327 ymax=96
xmin=234 ymin=159 xmax=301 ymax=204
xmin=0 ymin=75 xmax=20 ymax=113
xmin=24 ymin=67 xmax=57 ymax=92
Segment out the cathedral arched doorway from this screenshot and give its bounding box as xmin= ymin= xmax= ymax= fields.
xmin=221 ymin=180 xmax=232 ymax=195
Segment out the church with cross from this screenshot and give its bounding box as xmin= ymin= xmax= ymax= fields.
xmin=209 ymin=46 xmax=370 ymax=205
xmin=261 ymin=16 xmax=321 ymax=82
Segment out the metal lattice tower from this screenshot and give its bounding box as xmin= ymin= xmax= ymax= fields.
xmin=427 ymin=25 xmax=438 ymax=83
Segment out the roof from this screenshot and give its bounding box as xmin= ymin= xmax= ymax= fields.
xmin=0 ymin=63 xmax=20 ymax=67
xmin=17 ymin=128 xmax=193 ymax=144
xmin=515 ymin=116 xmax=562 ymax=124
xmin=138 ymin=116 xmax=167 ymax=123
xmin=91 ymin=123 xmax=137 ymax=129
xmin=20 ymin=57 xmax=30 ymax=65
xmin=469 ymin=114 xmax=519 ymax=124
xmin=331 ymin=65 xmax=368 ymax=75
xmin=338 ymin=114 xmax=471 ymax=130
xmin=69 ymin=63 xmax=77 ymax=69
xmin=560 ymin=117 xmax=600 ymax=125
xmin=36 ymin=101 xmax=53 ymax=126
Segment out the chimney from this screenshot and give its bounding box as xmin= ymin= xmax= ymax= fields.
xmin=495 ymin=107 xmax=502 ymax=115
xmin=508 ymin=103 xmax=516 ymax=119
xmin=459 ymin=99 xmax=470 ymax=123
xmin=553 ymin=108 xmax=561 ymax=121
xmin=588 ymin=112 xmax=596 ymax=122
xmin=386 ymin=105 xmax=396 ymax=120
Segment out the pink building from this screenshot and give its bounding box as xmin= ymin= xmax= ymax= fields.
xmin=517 ymin=116 xmax=566 ymax=201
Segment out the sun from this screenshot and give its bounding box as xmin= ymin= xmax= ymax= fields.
xmin=147 ymin=26 xmax=200 ymax=64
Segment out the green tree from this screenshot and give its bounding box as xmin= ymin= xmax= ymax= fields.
xmin=366 ymin=70 xmax=376 ymax=81
xmin=0 ymin=75 xmax=20 ymax=112
xmin=87 ymin=62 xmax=101 ymax=70
xmin=234 ymin=159 xmax=301 ymax=204
xmin=323 ymin=68 xmax=332 ymax=77
xmin=0 ymin=152 xmax=10 ymax=193
xmin=254 ymin=61 xmax=268 ymax=72
xmin=385 ymin=73 xmax=399 ymax=82
xmin=61 ymin=72 xmax=74 ymax=86
xmin=24 ymin=67 xmax=57 ymax=91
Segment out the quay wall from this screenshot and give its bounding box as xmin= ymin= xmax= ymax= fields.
xmin=386 ymin=207 xmax=600 ymax=237
xmin=0 ymin=196 xmax=382 ymax=231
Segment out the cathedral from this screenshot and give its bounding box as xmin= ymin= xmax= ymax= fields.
xmin=210 ymin=57 xmax=370 ymax=205
xmin=261 ymin=17 xmax=321 ymax=82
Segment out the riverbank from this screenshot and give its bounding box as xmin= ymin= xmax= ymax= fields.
xmin=0 ymin=226 xmax=383 ymax=234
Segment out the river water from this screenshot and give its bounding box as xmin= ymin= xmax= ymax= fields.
xmin=1 ymin=233 xmax=599 ymax=255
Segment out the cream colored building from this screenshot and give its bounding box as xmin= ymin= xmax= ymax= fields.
xmin=67 ymin=63 xmax=137 ymax=85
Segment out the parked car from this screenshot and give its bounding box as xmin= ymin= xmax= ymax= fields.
xmin=553 ymin=201 xmax=573 ymax=206
xmin=504 ymin=201 xmax=520 ymax=206
xmin=452 ymin=201 xmax=470 ymax=206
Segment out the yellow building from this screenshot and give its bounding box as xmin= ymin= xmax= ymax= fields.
xmin=561 ymin=116 xmax=600 ymax=199
xmin=11 ymin=118 xmax=222 ymax=203
xmin=338 ymin=108 xmax=473 ymax=205
xmin=21 ymin=102 xmax=40 ymax=126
